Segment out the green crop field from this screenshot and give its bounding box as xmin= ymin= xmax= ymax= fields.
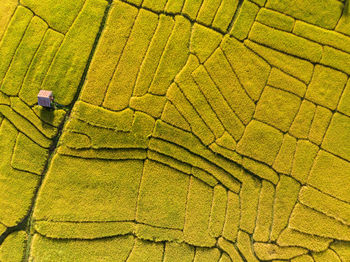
xmin=0 ymin=0 xmax=350 ymax=261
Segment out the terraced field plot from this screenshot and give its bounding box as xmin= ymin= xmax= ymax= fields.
xmin=0 ymin=0 xmax=350 ymax=261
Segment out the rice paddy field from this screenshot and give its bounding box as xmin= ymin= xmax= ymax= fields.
xmin=0 ymin=0 xmax=350 ymax=261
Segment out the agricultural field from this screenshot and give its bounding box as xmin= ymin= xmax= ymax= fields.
xmin=0 ymin=0 xmax=350 ymax=261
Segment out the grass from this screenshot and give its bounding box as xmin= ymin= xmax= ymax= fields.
xmin=245 ymin=39 xmax=314 ymax=83
xmin=266 ymin=0 xmax=343 ymax=29
xmin=306 ymin=65 xmax=347 ymax=110
xmin=230 ymin=0 xmax=259 ymax=40
xmin=222 ymin=35 xmax=271 ymax=101
xmin=253 ymin=242 xmax=307 ymax=260
xmin=236 ymin=120 xmax=283 ymax=165
xmin=203 ymin=48 xmax=255 ymax=125
xmin=11 ymin=132 xmax=49 ymax=175
xmin=249 ymin=22 xmax=323 ymax=63
xmin=0 ymin=0 xmax=17 ymax=41
xmin=30 ymin=234 xmax=135 ymax=261
xmin=277 ymin=228 xmax=332 ymax=252
xmin=289 ymin=100 xmax=316 ymax=139
xmin=254 ymin=86 xmax=301 ymax=132
xmin=308 ymin=150 xmax=350 ymax=203
xmin=133 ymin=14 xmax=174 ymax=97
xmin=256 ymin=8 xmax=294 ymax=32
xmin=148 ymin=16 xmax=191 ymax=96
xmin=136 ymin=160 xmax=189 ymax=229
xmin=19 ymin=30 xmax=64 ymax=106
xmin=41 ymin=0 xmax=108 ymax=106
xmin=1 ymin=0 xmax=350 ymax=261
xmin=33 ymin=156 xmax=144 ymax=222
xmin=1 ymin=16 xmax=47 ymax=96
xmin=20 ymin=0 xmax=85 ymax=33
xmin=0 ymin=6 xmax=33 ymax=83
xmin=102 ymin=9 xmax=159 ymax=111
xmin=163 ymin=242 xmax=194 ymax=262
xmin=0 ymin=231 xmax=27 ymax=262
xmin=253 ymin=181 xmax=274 ymax=242
xmin=239 ymin=172 xmax=261 ymax=233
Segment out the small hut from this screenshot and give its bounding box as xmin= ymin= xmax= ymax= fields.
xmin=38 ymin=90 xmax=54 ymax=108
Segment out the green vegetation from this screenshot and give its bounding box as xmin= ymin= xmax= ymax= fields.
xmin=339 ymin=79 xmax=350 ymax=116
xmin=239 ymin=173 xmax=261 ymax=233
xmin=236 ymin=120 xmax=283 ymax=165
xmin=193 ymin=247 xmax=221 ymax=262
xmin=184 ymin=177 xmax=216 ymax=247
xmin=0 ymin=0 xmax=350 ymax=260
xmin=270 ymin=175 xmax=300 ymax=241
xmin=312 ymin=249 xmax=342 ymax=262
xmin=290 ymin=204 xmax=350 ymax=241
xmin=217 ymin=237 xmax=243 ymax=261
xmin=242 ymin=157 xmax=278 ymax=184
xmin=134 ymin=14 xmax=174 ymax=97
xmin=0 ymin=0 xmax=17 ymax=40
xmin=277 ymin=228 xmax=332 ymax=252
xmin=299 ymin=186 xmax=350 ymax=226
xmin=255 ymin=86 xmax=301 ymax=132
xmin=294 ymin=20 xmax=350 ymax=54
xmin=163 ymin=242 xmax=194 ymax=262
xmin=103 ymin=9 xmax=159 ymax=111
xmin=291 ymin=140 xmax=318 ymax=184
xmin=136 ymin=160 xmax=189 ymax=229
xmin=266 ymin=0 xmax=343 ymax=29
xmin=0 ymin=231 xmax=27 ymax=262
xmin=42 ymin=0 xmax=108 ymax=106
xmin=267 ymin=68 xmax=307 ymax=97
xmin=11 ymin=132 xmax=49 ymax=175
xmin=0 ymin=119 xmax=40 ymax=228
xmin=309 ymin=106 xmax=332 ymax=145
xmin=289 ymin=100 xmax=316 ymax=139
xmin=256 ymin=8 xmax=294 ymax=32
xmin=321 ymin=46 xmax=350 ymax=75
xmin=31 ymin=234 xmax=135 ymax=261
xmin=204 ymin=48 xmax=255 ymax=125
xmin=33 ymin=156 xmax=144 ymax=222
xmin=212 ymin=0 xmax=239 ymax=32
xmin=81 ymin=1 xmax=138 ymax=105
xmin=273 ymin=134 xmax=297 ymax=174
xmin=209 ymin=185 xmax=227 ymax=238
xmin=254 ymin=243 xmax=307 ymax=260
xmin=20 ymin=0 xmax=85 ymax=33
xmin=230 ymin=0 xmax=259 ymax=40
xmin=1 ymin=16 xmax=47 ymax=96
xmin=249 ymin=22 xmax=323 ymax=63
xmin=182 ymin=0 xmax=203 ymax=20
xmin=190 ymin=24 xmax=222 ymax=63
xmin=148 ymin=16 xmax=191 ymax=96
xmin=253 ymin=181 xmax=274 ymax=242
xmin=19 ymin=30 xmax=64 ymax=106
xmin=308 ymin=150 xmax=350 ymax=203
xmin=245 ymin=40 xmax=314 ymax=84
xmin=306 ymin=65 xmax=347 ymax=110
xmin=236 ymin=231 xmax=258 ymax=262
xmin=322 ymin=113 xmax=350 ymax=161
xmin=164 ymin=0 xmax=184 ymax=14
xmin=0 ymin=7 xmax=33 ymax=83
xmin=222 ymin=35 xmax=271 ymax=101
xmin=196 ymin=0 xmax=221 ymax=26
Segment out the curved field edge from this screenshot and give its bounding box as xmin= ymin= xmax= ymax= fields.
xmin=0 ymin=0 xmax=350 ymax=261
